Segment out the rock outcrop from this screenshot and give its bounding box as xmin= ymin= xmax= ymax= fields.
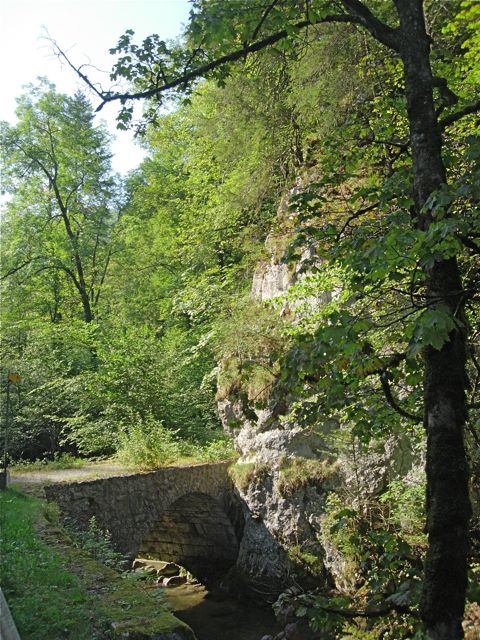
xmin=219 ymin=177 xmax=421 ymax=600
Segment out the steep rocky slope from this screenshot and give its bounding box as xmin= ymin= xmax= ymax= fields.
xmin=219 ymin=176 xmax=422 ymax=600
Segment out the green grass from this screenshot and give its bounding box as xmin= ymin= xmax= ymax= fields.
xmin=0 ymin=488 xmax=193 ymax=640
xmin=228 ymin=462 xmax=271 ymax=491
xmin=277 ymin=457 xmax=338 ymax=496
xmin=10 ymin=453 xmax=87 ymax=473
xmin=0 ymin=488 xmax=102 ymax=639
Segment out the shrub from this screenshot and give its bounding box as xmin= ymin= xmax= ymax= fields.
xmin=116 ymin=414 xmax=236 ymax=468
xmin=116 ymin=418 xmax=188 ymax=468
xmin=71 ymin=516 xmax=127 ymax=571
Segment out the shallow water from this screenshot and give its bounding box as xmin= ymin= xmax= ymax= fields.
xmin=160 ymin=582 xmax=281 ymax=640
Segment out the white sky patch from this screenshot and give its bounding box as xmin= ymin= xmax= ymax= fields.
xmin=0 ymin=0 xmax=190 ymax=174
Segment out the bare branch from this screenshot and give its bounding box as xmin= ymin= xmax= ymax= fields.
xmin=439 ymin=100 xmax=480 ymax=130
xmin=51 ymin=40 xmax=106 ymax=102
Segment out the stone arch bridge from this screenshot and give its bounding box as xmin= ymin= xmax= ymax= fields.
xmin=44 ymin=462 xmax=242 ymax=581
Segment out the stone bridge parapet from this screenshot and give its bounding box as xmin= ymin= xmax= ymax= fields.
xmin=45 ymin=461 xmax=238 ymax=576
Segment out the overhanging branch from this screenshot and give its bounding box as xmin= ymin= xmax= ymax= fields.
xmin=458 ymin=235 xmax=480 ymax=256
xmin=52 ymin=2 xmax=400 ymax=114
xmin=341 ymin=0 xmax=400 ymax=50
xmin=439 ymin=100 xmax=480 ymax=130
xmin=1 ymin=257 xmax=43 ymax=280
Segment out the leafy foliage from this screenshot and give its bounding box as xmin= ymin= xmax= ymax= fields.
xmin=2 ymin=2 xmax=480 ymax=636
xmin=68 ymin=515 xmax=127 ymax=571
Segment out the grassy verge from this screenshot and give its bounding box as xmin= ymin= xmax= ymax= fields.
xmin=277 ymin=457 xmax=338 ymax=496
xmin=0 ymin=488 xmax=102 ymax=639
xmin=0 ymin=488 xmax=193 ymax=640
xmin=228 ymin=462 xmax=271 ymax=491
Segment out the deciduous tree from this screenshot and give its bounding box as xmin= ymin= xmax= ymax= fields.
xmin=58 ymin=1 xmax=480 ymax=636
xmin=1 ymin=82 xmax=121 ymax=324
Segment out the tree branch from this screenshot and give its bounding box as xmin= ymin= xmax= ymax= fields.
xmin=52 ymin=42 xmax=106 ymax=103
xmin=52 ymin=4 xmax=402 ymax=114
xmin=336 ymin=202 xmax=378 ymax=241
xmin=56 ymin=262 xmax=82 ymax=293
xmin=1 ymin=257 xmax=38 ymax=280
xmin=432 ymin=75 xmax=458 ymax=116
xmin=439 ymin=100 xmax=480 ymax=130
xmin=380 ymin=371 xmax=422 ymax=422
xmin=250 ymin=0 xmax=281 ymax=42
xmin=341 ymin=0 xmax=400 ymax=51
xmin=458 ymin=235 xmax=480 ymax=255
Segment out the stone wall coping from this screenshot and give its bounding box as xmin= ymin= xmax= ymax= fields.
xmin=46 ymin=460 xmax=233 ymax=490
xmin=0 ymin=587 xmax=22 ymax=640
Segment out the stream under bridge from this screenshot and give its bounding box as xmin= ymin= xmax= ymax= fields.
xmin=44 ymin=462 xmax=242 ymax=581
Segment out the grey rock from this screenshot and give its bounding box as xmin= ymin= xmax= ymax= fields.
xmin=338 ymin=432 xmax=415 ymax=498
xmin=216 ymin=171 xmax=424 ymax=601
xmin=163 ymin=575 xmax=187 ymax=587
xmin=252 ymin=260 xmax=292 ymax=302
xmin=157 ymin=562 xmax=181 ymax=578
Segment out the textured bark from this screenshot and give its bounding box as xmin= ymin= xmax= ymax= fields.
xmin=394 ymin=1 xmax=471 ymax=637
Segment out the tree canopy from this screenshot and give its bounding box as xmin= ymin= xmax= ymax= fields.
xmin=2 ymin=2 xmax=479 ymax=639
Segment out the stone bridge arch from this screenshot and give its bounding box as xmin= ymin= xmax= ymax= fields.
xmin=44 ymin=462 xmax=241 ymax=577
xmin=139 ymin=492 xmax=239 ymax=580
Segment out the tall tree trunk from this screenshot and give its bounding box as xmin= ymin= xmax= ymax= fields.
xmin=395 ymin=1 xmax=472 ymax=637
xmin=51 ymin=179 xmax=95 ymax=324
xmin=59 ymin=210 xmax=94 ymax=323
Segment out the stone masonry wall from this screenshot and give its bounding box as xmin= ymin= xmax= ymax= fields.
xmin=44 ymin=462 xmax=237 ymax=563
xmin=140 ymin=492 xmax=239 ymax=580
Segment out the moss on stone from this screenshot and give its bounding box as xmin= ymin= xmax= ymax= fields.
xmin=277 ymin=457 xmax=338 ymax=496
xmin=40 ymin=498 xmax=196 ymax=639
xmin=101 ymin=578 xmax=193 ymax=639
xmin=229 ymin=462 xmax=271 ymax=492
xmin=68 ymin=548 xmax=195 ymax=639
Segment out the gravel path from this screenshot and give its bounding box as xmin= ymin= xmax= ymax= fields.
xmin=10 ymin=461 xmax=134 ymax=489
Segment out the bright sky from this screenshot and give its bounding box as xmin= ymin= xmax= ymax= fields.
xmin=0 ymin=0 xmax=191 ymax=174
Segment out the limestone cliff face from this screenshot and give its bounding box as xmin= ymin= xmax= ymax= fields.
xmin=218 ymin=177 xmax=421 ymax=600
